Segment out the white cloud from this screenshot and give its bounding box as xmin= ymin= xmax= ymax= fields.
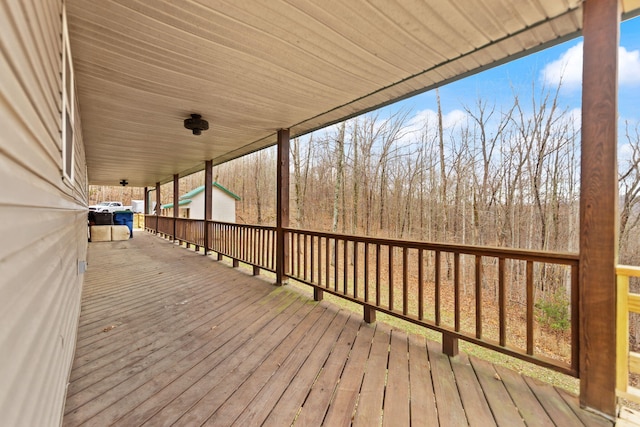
xmin=540 ymin=42 xmax=640 ymax=90
xmin=540 ymin=43 xmax=583 ymax=90
xmin=619 ymin=46 xmax=640 ymax=86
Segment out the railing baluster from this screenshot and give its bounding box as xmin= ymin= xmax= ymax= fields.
xmin=364 ymin=243 xmax=369 ymax=303
xmin=309 ymin=235 xmax=316 ymax=283
xmin=376 ymin=244 xmax=381 ymax=307
xmin=476 ymin=255 xmax=482 ymax=339
xmin=418 ymin=248 xmax=424 ymax=320
xmin=526 ymin=260 xmax=534 ymax=355
xmin=344 ymin=239 xmax=348 ymax=295
xmin=403 ymin=247 xmax=408 ymax=316
xmin=571 ymin=262 xmax=579 ymax=373
xmin=298 ymin=233 xmax=300 ymax=276
xmin=389 ymin=245 xmax=394 ymax=311
xmin=325 ymin=237 xmax=330 ymax=290
xmin=334 ymin=239 xmax=339 ymax=293
xmin=435 ymin=250 xmax=441 ymax=325
xmin=353 ymin=241 xmax=358 ymax=299
xmin=499 ymin=257 xmax=506 ymax=347
xmin=454 ymin=252 xmax=460 ymax=332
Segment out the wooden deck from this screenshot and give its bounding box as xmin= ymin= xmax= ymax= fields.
xmin=63 ymin=231 xmax=612 ymax=426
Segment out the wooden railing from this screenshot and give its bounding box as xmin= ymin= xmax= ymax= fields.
xmin=617 ymin=265 xmax=640 ymax=403
xmin=144 ymin=216 xmax=578 ymax=376
xmin=208 ymin=221 xmax=277 ymax=272
xmin=157 ymin=216 xmax=174 ymax=236
xmin=144 ymin=215 xmax=157 ymax=232
xmin=175 ymin=218 xmax=205 ymax=248
xmin=285 ymin=228 xmax=579 ymax=376
xmin=145 ymin=216 xmax=276 ymax=273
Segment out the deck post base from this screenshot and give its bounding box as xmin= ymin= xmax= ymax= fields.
xmin=314 ymin=288 xmax=324 ymax=301
xmin=364 ymin=305 xmax=376 ymax=324
xmin=442 ymin=334 xmax=459 ymax=357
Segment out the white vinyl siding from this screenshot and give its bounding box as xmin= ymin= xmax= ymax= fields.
xmin=0 ymin=1 xmax=87 ymax=426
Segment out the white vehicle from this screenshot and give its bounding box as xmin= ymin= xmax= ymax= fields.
xmin=88 ymin=201 xmax=132 ymax=213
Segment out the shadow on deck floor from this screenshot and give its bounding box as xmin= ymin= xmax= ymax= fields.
xmin=63 ymin=230 xmax=612 ymax=426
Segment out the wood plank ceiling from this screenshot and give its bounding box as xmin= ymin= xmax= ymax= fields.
xmin=66 ymin=0 xmax=639 ymax=187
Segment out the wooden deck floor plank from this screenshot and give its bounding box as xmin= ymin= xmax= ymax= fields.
xmin=70 ymin=275 xmax=257 ymax=371
xmin=407 ymin=334 xmax=439 ymax=426
xmin=450 ymin=353 xmax=497 ymax=427
xmin=67 ymin=283 xmax=268 ymax=395
xmin=382 ymin=330 xmax=410 ymax=427
xmin=469 ymin=356 xmax=525 ymax=427
xmin=166 ymin=304 xmax=328 ymax=427
xmin=88 ymin=293 xmax=310 ymax=427
xmin=352 ymin=322 xmax=392 ymax=427
xmin=287 ymin=313 xmax=363 ymax=427
xmin=74 ymin=271 xmax=230 ymax=339
xmin=426 ymin=340 xmax=469 ymax=426
xmin=67 ymin=286 xmax=282 ymax=402
xmin=63 ymin=290 xmax=303 ymax=425
xmin=76 ymin=267 xmax=236 ymax=335
xmin=78 ymin=256 xmax=212 ymax=319
xmin=295 ymin=321 xmax=376 ymax=427
xmin=492 ymin=364 xmax=555 ymax=427
xmin=556 ymin=387 xmax=613 ymax=427
xmin=227 ymin=308 xmax=351 ymax=427
xmin=522 ymin=376 xmax=585 ymax=427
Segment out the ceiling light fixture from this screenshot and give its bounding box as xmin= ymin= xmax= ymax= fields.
xmin=184 ymin=113 xmax=209 ymax=135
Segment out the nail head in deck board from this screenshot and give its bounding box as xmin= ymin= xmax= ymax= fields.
xmin=449 ymin=353 xmax=497 ymax=427
xmin=426 ymin=340 xmax=468 ymax=426
xmin=469 ymin=356 xmax=525 ymax=426
xmin=408 ymin=334 xmax=439 ymax=426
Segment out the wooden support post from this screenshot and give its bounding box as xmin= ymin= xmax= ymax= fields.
xmin=442 ymin=334 xmax=459 ymax=357
xmin=155 ymin=181 xmax=161 ymax=235
xmin=253 ymin=266 xmax=260 ymax=276
xmin=364 ymin=305 xmax=376 ymax=324
xmin=173 ymin=174 xmax=179 ymax=242
xmin=217 ymin=253 xmax=223 ymax=261
xmin=204 ymin=160 xmax=212 ymax=255
xmin=579 ymin=0 xmax=619 ymax=417
xmin=233 ymin=259 xmax=239 ymax=268
xmin=144 ymin=186 xmax=148 ymax=214
xmin=314 ymin=288 xmax=324 ymax=302
xmin=143 ymin=186 xmax=148 ymax=231
xmin=276 ymin=129 xmax=290 ymax=286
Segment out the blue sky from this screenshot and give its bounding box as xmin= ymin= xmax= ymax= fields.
xmin=393 ymin=16 xmax=640 ymax=131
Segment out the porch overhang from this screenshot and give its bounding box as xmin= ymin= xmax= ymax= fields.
xmin=67 ymin=0 xmax=640 ymax=187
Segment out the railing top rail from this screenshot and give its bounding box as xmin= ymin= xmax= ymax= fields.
xmin=284 ymin=227 xmax=579 ymax=263
xmin=618 ymin=265 xmax=640 ymax=277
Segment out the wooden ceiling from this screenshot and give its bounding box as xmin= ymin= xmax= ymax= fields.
xmin=66 ymin=0 xmax=640 ymax=186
